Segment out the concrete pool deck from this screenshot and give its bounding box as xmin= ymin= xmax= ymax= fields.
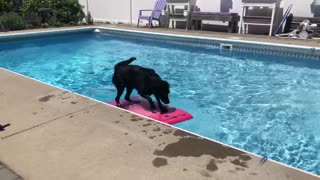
xmin=0 ymin=26 xmax=320 ymax=180
xmin=1 ymin=24 xmax=320 ymax=47
xmin=98 ymin=24 xmax=320 ymax=48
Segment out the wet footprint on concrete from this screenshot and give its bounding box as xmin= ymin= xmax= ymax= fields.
xmin=206 ymin=159 xmax=218 ymax=172
xmin=38 ymin=95 xmax=55 ymax=102
xmin=152 ymin=157 xmax=168 ymax=168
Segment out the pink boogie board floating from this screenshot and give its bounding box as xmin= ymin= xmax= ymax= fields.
xmin=107 ymin=96 xmax=193 ymax=124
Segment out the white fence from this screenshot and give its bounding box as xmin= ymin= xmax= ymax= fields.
xmin=79 ymin=0 xmax=316 ymax=25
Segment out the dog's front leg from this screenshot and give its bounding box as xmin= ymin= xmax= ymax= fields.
xmin=155 ymin=96 xmax=168 ymax=114
xmin=139 ymin=93 xmax=156 ymax=112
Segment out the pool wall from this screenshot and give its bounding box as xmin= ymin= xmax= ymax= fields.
xmin=98 ymin=27 xmax=320 ymax=60
xmin=1 ymin=27 xmax=320 ymax=60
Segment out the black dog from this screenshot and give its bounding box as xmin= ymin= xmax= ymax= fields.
xmin=112 ymin=57 xmax=170 ymax=113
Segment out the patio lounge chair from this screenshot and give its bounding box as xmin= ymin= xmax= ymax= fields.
xmin=137 ymin=0 xmax=166 ymax=28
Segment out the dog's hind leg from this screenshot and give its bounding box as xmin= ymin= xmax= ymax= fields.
xmin=125 ymin=87 xmax=140 ymax=103
xmin=115 ymin=86 xmax=125 ymax=106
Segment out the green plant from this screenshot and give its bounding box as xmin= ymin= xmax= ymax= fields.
xmin=52 ymin=0 xmax=83 ymax=23
xmin=12 ymin=0 xmax=23 ymax=12
xmin=20 ymin=0 xmax=84 ymax=24
xmin=86 ymin=11 xmax=94 ymax=25
xmin=79 ymin=9 xmax=85 ymax=22
xmin=24 ymin=14 xmax=42 ymax=28
xmin=0 ymin=0 xmax=13 ymax=15
xmin=53 ymin=21 xmax=63 ymax=27
xmin=38 ymin=8 xmax=53 ymax=23
xmin=41 ymin=23 xmax=48 ymax=28
xmin=0 ymin=13 xmax=25 ymax=31
xmin=20 ymin=0 xmax=51 ymax=17
xmin=47 ymin=15 xmax=57 ymax=26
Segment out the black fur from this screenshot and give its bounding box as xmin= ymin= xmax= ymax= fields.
xmin=112 ymin=57 xmax=170 ymax=113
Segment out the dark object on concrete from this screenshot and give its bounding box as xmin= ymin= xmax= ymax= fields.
xmin=0 ymin=124 xmax=11 ymax=131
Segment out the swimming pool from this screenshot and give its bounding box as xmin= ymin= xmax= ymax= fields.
xmin=0 ymin=28 xmax=319 ymax=175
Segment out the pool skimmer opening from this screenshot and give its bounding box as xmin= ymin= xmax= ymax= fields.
xmin=220 ymin=43 xmax=233 ymax=50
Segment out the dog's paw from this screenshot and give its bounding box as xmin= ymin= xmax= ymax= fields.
xmin=150 ymin=106 xmax=156 ymax=113
xmin=116 ymin=103 xmax=121 ymax=107
xmin=160 ymin=108 xmax=169 ymax=114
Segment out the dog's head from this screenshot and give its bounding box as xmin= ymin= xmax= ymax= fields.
xmin=155 ymin=80 xmax=170 ymax=104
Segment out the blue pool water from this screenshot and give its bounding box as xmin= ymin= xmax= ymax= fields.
xmin=0 ymin=31 xmax=319 ymax=175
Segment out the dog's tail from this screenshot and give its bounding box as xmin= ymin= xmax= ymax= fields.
xmin=115 ymin=57 xmax=136 ymax=70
